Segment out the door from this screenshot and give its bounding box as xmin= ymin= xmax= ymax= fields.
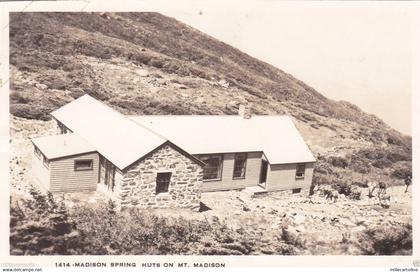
xmin=259 ymin=160 xmax=268 ymax=187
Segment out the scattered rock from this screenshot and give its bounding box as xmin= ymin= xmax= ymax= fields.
xmin=293 ymin=214 xmax=306 ymax=225
xmin=242 ymin=204 xmax=251 ymax=212
xmin=295 ymin=225 xmax=306 ymax=233
xmin=351 ymin=225 xmax=366 ymax=232
xmin=136 ymin=69 xmax=149 ymax=77
xmin=35 ymin=83 xmax=48 ymax=90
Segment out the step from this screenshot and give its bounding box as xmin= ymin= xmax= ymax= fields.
xmin=243 ymin=186 xmax=268 ymax=197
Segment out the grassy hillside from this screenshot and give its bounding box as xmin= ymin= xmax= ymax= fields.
xmin=9 ymin=12 xmax=411 ymax=187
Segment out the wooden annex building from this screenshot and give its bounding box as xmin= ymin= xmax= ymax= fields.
xmin=31 ymin=95 xmax=316 ymax=209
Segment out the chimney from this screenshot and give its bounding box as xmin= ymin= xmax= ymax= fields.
xmin=238 ymin=104 xmax=252 ymax=119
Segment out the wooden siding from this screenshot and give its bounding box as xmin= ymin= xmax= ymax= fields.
xmin=31 ymin=151 xmax=50 ymax=190
xmin=265 ymin=162 xmax=314 ymax=191
xmin=49 ymin=152 xmax=99 ymax=192
xmin=201 ymin=152 xmax=262 ymax=192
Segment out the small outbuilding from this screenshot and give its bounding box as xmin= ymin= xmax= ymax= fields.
xmin=31 ymin=133 xmax=98 ymax=192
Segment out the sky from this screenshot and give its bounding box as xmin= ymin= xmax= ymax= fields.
xmin=164 ymin=2 xmax=413 ymax=135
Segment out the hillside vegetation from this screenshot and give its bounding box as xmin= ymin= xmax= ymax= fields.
xmin=9 ymin=12 xmax=411 ymax=188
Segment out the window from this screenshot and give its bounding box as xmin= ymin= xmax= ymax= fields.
xmin=295 ymin=163 xmax=305 ymax=179
xmin=233 ymin=153 xmax=247 ymax=179
xmin=198 ymin=154 xmax=223 ymax=181
xmin=292 ymin=188 xmax=302 ymax=194
xmin=74 ymin=159 xmax=93 ymax=171
xmin=156 ymin=172 xmax=171 ymax=194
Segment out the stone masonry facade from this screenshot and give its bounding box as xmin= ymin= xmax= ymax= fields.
xmin=114 ymin=143 xmax=203 ymax=210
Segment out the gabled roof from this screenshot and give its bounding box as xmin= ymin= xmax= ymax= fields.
xmin=51 ymin=95 xmax=167 ymax=170
xmin=31 ymin=133 xmax=96 ymax=160
xmin=131 ymin=115 xmax=316 ymax=164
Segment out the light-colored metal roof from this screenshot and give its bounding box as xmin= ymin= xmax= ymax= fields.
xmin=131 ymin=115 xmax=316 ymax=164
xmin=51 ymin=95 xmax=167 ymax=170
xmin=31 ymin=133 xmax=96 ymax=160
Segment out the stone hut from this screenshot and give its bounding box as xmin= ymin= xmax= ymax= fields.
xmin=31 ymin=95 xmax=316 ymax=208
xmin=31 ymin=95 xmax=204 ymax=209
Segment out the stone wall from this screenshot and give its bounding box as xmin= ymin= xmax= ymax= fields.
xmin=114 ymin=143 xmax=203 ymax=210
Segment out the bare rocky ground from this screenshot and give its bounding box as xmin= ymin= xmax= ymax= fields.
xmin=197 ymin=187 xmax=411 ymax=255
xmin=10 ymin=117 xmax=411 ymax=255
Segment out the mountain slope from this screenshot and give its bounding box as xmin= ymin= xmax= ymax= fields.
xmin=9 ymin=12 xmax=411 ymax=186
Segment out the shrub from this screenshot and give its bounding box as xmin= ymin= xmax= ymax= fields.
xmin=313 ymin=161 xmax=334 ymax=176
xmin=149 ymin=58 xmax=164 ymax=69
xmin=372 ymin=158 xmax=392 ymax=169
xmin=349 ymin=186 xmax=362 ymax=200
xmin=332 ymin=181 xmax=361 ymax=200
xmin=133 ymin=53 xmax=152 ymax=65
xmin=356 ymin=223 xmax=412 ymax=255
xmin=10 ymin=91 xmax=30 ymax=104
xmin=334 ymin=181 xmax=352 ymax=196
xmin=42 ymin=77 xmax=67 ymax=90
xmin=11 ymin=188 xmax=305 ymax=255
xmin=10 ymin=104 xmax=50 ymax=121
xmin=386 ymin=152 xmax=411 ymax=163
xmin=68 ymin=87 xmax=85 ymax=99
xmin=10 ymin=186 xmax=86 ymax=255
xmin=354 ymin=148 xmax=385 ymax=160
xmin=391 ymin=168 xmax=412 ymax=179
xmin=328 ymin=156 xmax=348 ymax=168
xmin=348 ymin=160 xmax=370 ymax=174
xmin=300 ymin=113 xmax=318 ymax=122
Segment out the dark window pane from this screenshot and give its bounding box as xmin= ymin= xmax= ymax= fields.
xmin=296 ymin=163 xmax=305 ymax=179
xmin=75 ymin=160 xmax=93 ymax=171
xmin=233 ymin=153 xmax=247 ymax=179
xmin=156 ymin=172 xmax=171 ymax=194
xmin=199 ymin=155 xmax=223 ymax=181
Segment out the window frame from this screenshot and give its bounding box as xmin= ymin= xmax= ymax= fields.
xmin=295 ymin=163 xmax=306 ymax=179
xmin=232 ymin=153 xmax=247 ymax=180
xmin=74 ymin=159 xmax=94 ymax=171
xmin=197 ymin=154 xmax=224 ymax=182
xmin=156 ymin=172 xmax=172 ymax=194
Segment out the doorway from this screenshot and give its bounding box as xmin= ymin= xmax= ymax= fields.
xmin=259 ymin=160 xmax=268 ymax=188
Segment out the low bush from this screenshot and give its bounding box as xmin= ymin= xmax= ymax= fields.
xmin=10 ymin=186 xmax=86 ymax=255
xmin=356 ymin=223 xmax=412 ymax=255
xmin=372 ymin=158 xmax=392 ymax=169
xmin=391 ymin=168 xmax=412 ymax=180
xmin=10 ymin=104 xmax=50 ymax=121
xmin=332 ymin=181 xmax=361 ymax=200
xmin=10 ymin=188 xmax=303 ymax=255
xmin=386 ymin=152 xmax=411 ymax=163
xmin=328 ymin=156 xmax=348 ymax=168
xmin=348 ymin=160 xmax=370 ymax=174
xmin=10 ymin=91 xmax=30 ymax=104
xmin=41 ymin=77 xmax=67 ymax=90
